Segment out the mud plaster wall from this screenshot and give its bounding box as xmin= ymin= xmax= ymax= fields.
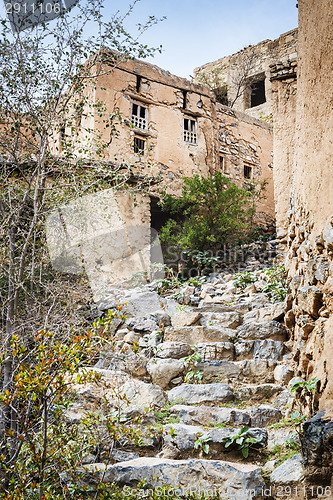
xmin=215 ymin=104 xmax=274 ymax=223
xmin=271 ymin=63 xmax=297 ymax=247
xmin=276 ymin=0 xmax=333 ymax=416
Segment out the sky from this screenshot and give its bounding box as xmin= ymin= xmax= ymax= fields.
xmin=0 ymin=0 xmax=298 ymax=79
xmin=116 ymin=0 xmax=299 ymax=78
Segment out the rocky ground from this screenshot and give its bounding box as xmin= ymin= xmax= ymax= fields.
xmin=66 ymin=248 xmax=309 ymax=499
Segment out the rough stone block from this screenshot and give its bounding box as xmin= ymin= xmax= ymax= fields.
xmin=168 ymin=383 xmax=233 ymax=405
xmin=297 ymin=286 xmax=323 ymax=318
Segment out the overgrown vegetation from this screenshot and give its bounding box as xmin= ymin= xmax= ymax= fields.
xmin=0 ymin=1 xmax=165 ymax=497
xmin=233 ymin=265 xmax=287 ymax=302
xmin=159 ymin=173 xmax=266 ymax=263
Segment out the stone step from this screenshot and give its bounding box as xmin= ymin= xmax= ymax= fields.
xmin=169 ymin=404 xmax=282 ymax=428
xmin=147 ymin=357 xmax=285 ymax=389
xmin=234 ymin=383 xmax=284 ymax=403
xmin=83 ymin=457 xmax=265 ymax=499
xmin=196 ymin=339 xmax=287 ymax=362
xmin=243 ymin=303 xmax=284 ymax=324
xmin=162 ymin=423 xmax=267 ymax=452
xmin=197 ymin=300 xmax=252 ymax=314
xmin=236 ymin=320 xmax=288 ymax=341
xmin=164 ymin=325 xmax=235 ymax=344
xmin=168 ymin=383 xmax=233 ymax=406
xmin=167 ymin=382 xmax=285 ymax=407
xmin=194 ymin=359 xmax=277 ymax=385
xmin=199 ymin=311 xmax=243 ymax=329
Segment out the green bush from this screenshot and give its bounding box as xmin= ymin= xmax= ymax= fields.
xmin=262 ymin=265 xmax=287 ymax=302
xmin=158 ymin=173 xmax=266 ymax=255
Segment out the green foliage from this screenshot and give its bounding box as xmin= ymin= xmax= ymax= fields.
xmin=159 ymin=173 xmax=266 ymax=254
xmin=194 ymin=434 xmax=212 ymax=455
xmin=270 ymin=412 xmax=307 ymax=430
xmin=290 ymin=377 xmax=320 ymax=394
xmin=262 ymin=265 xmax=287 ymax=302
xmin=184 ymin=346 xmax=204 ymax=384
xmin=224 ymin=427 xmax=260 ymax=458
xmin=233 ymin=271 xmax=258 ymax=290
xmin=184 ymin=250 xmax=222 ymax=276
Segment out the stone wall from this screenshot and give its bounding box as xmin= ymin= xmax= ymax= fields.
xmin=194 ymin=29 xmax=298 ymax=120
xmin=273 ymin=0 xmax=333 ymax=417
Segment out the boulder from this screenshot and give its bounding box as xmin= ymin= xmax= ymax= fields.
xmin=250 ymin=405 xmax=282 ymax=428
xmin=236 ymin=321 xmax=288 ymax=341
xmin=253 ymin=340 xmax=285 ymax=361
xmin=147 ymin=359 xmax=184 ymax=389
xmin=163 ymin=423 xmax=203 ymax=451
xmin=96 ymin=457 xmax=265 ymax=498
xmin=169 ymin=404 xmax=250 ymax=427
xmin=243 ymin=303 xmax=284 ymax=324
xmin=171 ymin=311 xmax=202 ymax=328
xmin=200 ymin=312 xmax=243 ymax=329
xmin=234 ymin=340 xmax=254 ymax=359
xmin=155 ymin=341 xmax=193 ymax=359
xmin=195 ymin=360 xmax=242 ymax=382
xmin=270 ymin=454 xmax=304 ymax=484
xmin=164 ymin=326 xmax=235 ymax=344
xmin=241 ymin=359 xmax=276 ymax=383
xmin=168 ymin=383 xmax=233 ymax=406
xmin=116 ymin=380 xmax=167 ymax=408
xmin=234 ymin=384 xmax=283 ymax=403
xmin=274 ymin=364 xmax=294 ymax=385
xmin=196 ymin=342 xmax=234 ymax=361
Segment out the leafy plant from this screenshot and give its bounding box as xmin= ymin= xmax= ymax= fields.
xmin=184 ymin=346 xmax=204 ymax=384
xmin=233 ymin=271 xmax=258 ymax=290
xmin=194 ymin=434 xmax=212 ymax=455
xmin=262 ymin=265 xmax=287 ymax=302
xmin=184 ymin=250 xmax=222 ymax=276
xmin=225 ymin=427 xmax=259 ymax=458
xmin=159 ymin=173 xmax=266 ymax=255
xmin=290 ymin=377 xmax=320 ymax=394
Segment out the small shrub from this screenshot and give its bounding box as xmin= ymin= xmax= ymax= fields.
xmin=233 ymin=271 xmax=258 ymax=290
xmin=225 ymin=426 xmax=259 ymax=458
xmin=262 ymin=265 xmax=287 ymax=302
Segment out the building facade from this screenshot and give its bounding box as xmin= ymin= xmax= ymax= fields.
xmin=68 ymin=56 xmax=275 ymax=226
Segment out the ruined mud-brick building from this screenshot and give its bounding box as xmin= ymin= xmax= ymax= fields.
xmin=272 ymin=0 xmax=333 ymax=420
xmin=194 ymin=28 xmax=298 ymax=121
xmin=64 ymin=56 xmax=275 ymax=229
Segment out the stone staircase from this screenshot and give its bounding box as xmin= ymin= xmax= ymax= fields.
xmin=68 ymin=270 xmax=306 ymax=499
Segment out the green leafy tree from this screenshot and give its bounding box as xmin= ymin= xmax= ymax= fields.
xmin=0 ymin=1 xmax=163 ymax=496
xmin=159 ymin=172 xmax=266 ymax=254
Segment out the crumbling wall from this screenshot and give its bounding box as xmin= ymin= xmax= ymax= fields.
xmin=194 ymin=29 xmax=298 ymax=120
xmin=273 ymin=0 xmax=333 ymax=420
xmin=215 ymin=104 xmax=274 ymax=226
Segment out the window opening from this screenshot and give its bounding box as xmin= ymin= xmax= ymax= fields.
xmin=182 ymin=90 xmax=187 ymax=109
xmin=219 ymin=156 xmax=225 ymax=172
xmin=244 ymin=164 xmax=252 ymax=179
xmin=131 ymin=102 xmax=148 ymax=130
xmin=134 ymin=137 xmax=145 ymax=155
xmin=250 ymin=79 xmax=266 ymax=108
xmin=136 ymin=75 xmax=142 ymax=92
xmin=184 ymin=118 xmax=197 ymax=144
